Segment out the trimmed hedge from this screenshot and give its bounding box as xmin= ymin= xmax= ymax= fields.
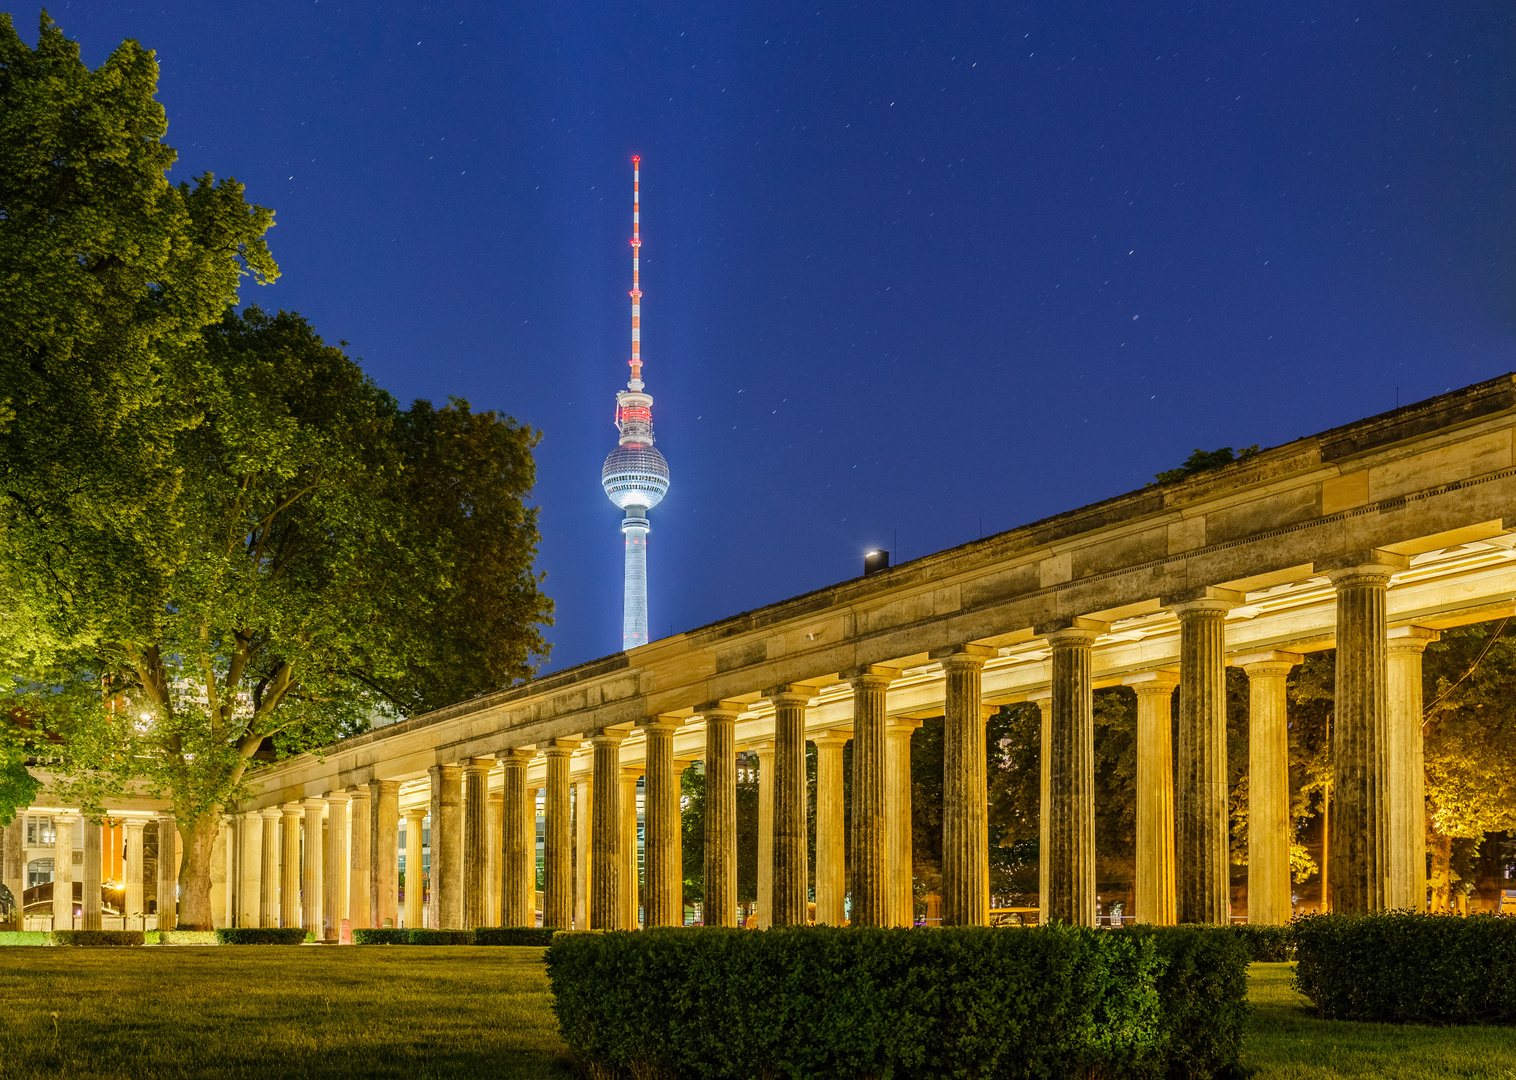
xmin=215 ymin=927 xmax=311 ymax=945
xmin=352 ymin=927 xmax=410 ymax=945
xmin=351 ymin=927 xmax=477 ymax=945
xmin=1228 ymin=923 xmax=1293 ymax=962
xmin=548 ymin=925 xmax=1183 ymax=1080
xmin=1116 ymin=925 xmax=1252 ymax=1079
xmin=0 ymin=931 xmax=51 ymax=946
xmin=161 ymin=930 xmax=219 ymax=946
xmin=1294 ymin=911 xmax=1516 ymax=1025
xmin=473 ymin=926 xmax=560 ymax=946
xmin=408 ymin=928 xmax=473 ymax=945
xmin=51 ymin=930 xmax=145 ymax=947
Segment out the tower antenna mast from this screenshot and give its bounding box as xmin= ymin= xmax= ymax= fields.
xmin=601 ymin=155 xmax=670 ymax=649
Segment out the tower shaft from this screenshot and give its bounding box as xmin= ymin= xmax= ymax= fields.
xmin=622 ymin=517 xmax=650 ymax=647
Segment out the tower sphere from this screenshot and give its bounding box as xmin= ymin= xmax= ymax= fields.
xmin=601 ymin=442 xmax=670 ymax=511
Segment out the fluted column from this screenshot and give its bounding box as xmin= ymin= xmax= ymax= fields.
xmin=1329 ymin=559 xmax=1400 ymax=913
xmin=699 ymin=708 xmax=739 ymax=928
xmin=641 ymin=722 xmax=680 ymax=927
xmin=1047 ymin=627 xmax=1097 ymax=927
xmin=543 ymin=741 xmax=575 ymax=929
xmin=939 ymin=647 xmax=993 ymax=926
xmin=620 ymin=767 xmax=643 ymax=928
xmin=1387 ymin=626 xmax=1438 ymax=911
xmin=158 ymin=815 xmax=179 ymax=930
xmin=403 ymin=809 xmax=427 ymax=929
xmin=671 ymin=757 xmax=692 ymax=923
xmin=487 ymin=789 xmax=503 ymax=926
xmin=259 ymin=807 xmax=281 ymax=927
xmin=428 ymin=764 xmax=463 ymax=929
xmin=325 ymin=791 xmax=351 ymax=934
xmin=1236 ymin=652 xmax=1301 ymax=925
xmin=573 ymin=771 xmax=593 ymax=929
xmin=1029 ymin=691 xmax=1052 ymax=924
xmin=888 ymin=717 xmax=922 ymax=926
xmin=370 ymin=780 xmax=400 ymax=928
xmin=1 ymin=817 xmax=21 ymax=923
xmin=1125 ymin=670 xmax=1180 ymax=925
xmin=347 ymin=787 xmax=372 ymax=928
xmin=754 ymin=744 xmax=774 ymax=928
xmin=81 ymin=818 xmax=103 ymax=930
xmin=53 ymin=813 xmax=76 ymax=930
xmin=1174 ymin=596 xmax=1233 ymax=925
xmin=279 ymin=804 xmax=301 ymax=929
xmin=463 ymin=759 xmax=490 ymax=929
xmin=301 ymin=798 xmax=325 ymax=934
xmin=767 ymin=688 xmax=811 ymax=927
xmin=218 ymin=816 xmax=234 ymax=930
xmin=124 ymin=818 xmax=147 ymax=929
xmin=812 ymin=730 xmax=849 ymax=926
xmin=499 ymin=749 xmax=535 ymax=927
xmin=849 ymin=667 xmax=895 ymax=927
xmin=590 ymin=733 xmax=626 ymax=928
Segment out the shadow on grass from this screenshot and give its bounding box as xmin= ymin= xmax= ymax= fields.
xmin=0 ymin=945 xmax=576 ymax=1080
xmin=1244 ymin=962 xmax=1516 ymax=1080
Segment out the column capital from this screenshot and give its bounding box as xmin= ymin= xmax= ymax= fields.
xmin=930 ymin=644 xmax=995 ymax=667
xmin=1318 ymin=549 xmax=1409 ymax=585
xmin=1231 ymin=650 xmax=1303 ymax=676
xmin=1164 ymin=585 xmax=1245 ymax=611
xmin=1387 ymin=624 xmax=1441 ymax=652
xmin=279 ymin=802 xmax=303 ymax=816
xmin=147 ymin=811 xmax=169 ymax=823
xmin=402 ymin=806 xmax=427 ymax=823
xmin=428 ymin=761 xmax=463 ymax=777
xmin=762 ymin=684 xmax=822 ymax=703
xmin=811 ymin=728 xmax=852 ymax=748
xmin=259 ymin=806 xmax=282 ymax=820
xmin=324 ymin=789 xmax=353 ymax=805
xmin=839 ymin=666 xmax=900 ymax=687
xmin=694 ymin=700 xmax=746 ymax=719
xmin=302 ymin=796 xmax=327 ymax=811
xmin=1042 ymin=624 xmax=1102 ymax=646
xmin=589 ymin=729 xmax=629 ymax=746
xmin=1037 ymin=616 xmax=1108 ymax=639
xmin=346 ymin=783 xmax=371 ymax=800
xmin=124 ymin=817 xmax=147 ymax=833
xmin=497 ymin=747 xmax=536 ymax=767
xmin=619 ymin=765 xmax=644 ymax=779
xmin=636 ymin=717 xmax=682 ymax=737
xmin=1123 ymin=668 xmax=1181 ymax=694
xmin=461 ymin=757 xmax=493 ymax=775
xmin=888 ymin=716 xmax=924 ymax=733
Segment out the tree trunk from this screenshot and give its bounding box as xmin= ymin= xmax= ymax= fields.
xmin=176 ymin=812 xmax=221 ymax=930
xmin=1428 ymin=831 xmax=1452 ymax=913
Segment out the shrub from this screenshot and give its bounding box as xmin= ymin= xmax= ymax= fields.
xmin=548 ymin=925 xmax=1171 ymax=1080
xmin=352 ymin=928 xmax=410 ymax=945
xmin=473 ymin=926 xmax=560 ymax=946
xmin=215 ymin=927 xmax=310 ymax=945
xmin=1293 ymin=912 xmax=1516 ymax=1025
xmin=144 ymin=930 xmax=161 ymax=945
xmin=161 ymin=930 xmax=219 ymax=946
xmin=1228 ymin=923 xmax=1293 ymax=962
xmin=51 ymin=930 xmax=145 ymax=947
xmin=0 ymin=931 xmax=51 ymax=946
xmin=408 ymin=928 xmax=472 ymax=945
xmin=1117 ymin=925 xmax=1252 ymax=1080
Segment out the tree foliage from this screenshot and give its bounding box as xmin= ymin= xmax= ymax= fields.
xmin=1153 ymin=445 xmax=1259 ymax=484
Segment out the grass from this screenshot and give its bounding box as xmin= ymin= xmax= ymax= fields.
xmin=1 ymin=949 xmax=1512 ymax=1079
xmin=0 ymin=946 xmax=571 ymax=1080
xmin=1243 ymin=962 xmax=1516 ymax=1079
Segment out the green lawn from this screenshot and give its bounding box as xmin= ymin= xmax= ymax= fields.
xmin=1244 ymin=962 xmax=1516 ymax=1079
xmin=0 ymin=948 xmax=1512 ymax=1079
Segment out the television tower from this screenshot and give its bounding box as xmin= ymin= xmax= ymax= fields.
xmin=601 ymin=156 xmax=670 ymax=649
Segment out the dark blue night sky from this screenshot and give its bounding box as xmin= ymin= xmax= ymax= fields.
xmin=20 ymin=3 xmax=1516 ymax=674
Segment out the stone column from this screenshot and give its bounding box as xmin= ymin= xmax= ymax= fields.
xmin=53 ymin=813 xmax=77 ymax=930
xmin=939 ymin=647 xmax=993 ymax=927
xmin=848 ymin=667 xmax=893 ymax=927
xmin=325 ymin=791 xmax=351 ymax=933
xmin=641 ymin=722 xmax=680 ymax=927
xmin=1387 ymin=626 xmax=1438 ymax=911
xmin=157 ymin=814 xmax=178 ymax=931
xmin=370 ymin=780 xmax=401 ymax=928
xmin=124 ymin=818 xmax=148 ymax=929
xmin=463 ymin=759 xmax=491 ymax=930
xmin=768 ymin=688 xmax=812 ymax=927
xmin=487 ymin=789 xmax=503 ymax=927
xmin=701 ymin=706 xmax=741 ymax=928
xmin=1328 ymin=558 xmax=1401 ymax=914
xmin=543 ymin=741 xmax=576 ymax=929
xmin=1029 ymin=690 xmax=1052 ymax=924
xmin=754 ymin=744 xmax=775 ymax=928
xmin=279 ymin=804 xmax=302 ymax=929
xmin=529 ymin=786 xmax=543 ymax=921
xmin=671 ymin=757 xmax=693 ymax=923
xmin=81 ymin=818 xmax=103 ymax=930
xmin=259 ymin=807 xmax=281 ymax=927
xmin=301 ymin=798 xmax=325 ymax=935
xmin=1046 ymin=626 xmax=1098 ymax=927
xmin=1174 ymin=596 xmax=1233 ymax=926
xmin=1126 ymin=671 xmax=1180 ymax=925
xmin=499 ymin=749 xmax=535 ymax=927
xmin=403 ymin=809 xmax=427 ymax=929
xmin=347 ymin=787 xmax=372 ymax=929
xmin=589 ymin=733 xmax=626 ymax=928
xmin=1235 ymin=652 xmax=1301 ymax=926
xmin=620 ymin=768 xmax=643 ymax=928
xmin=812 ymin=730 xmax=850 ymax=926
xmin=428 ymin=764 xmax=464 ymax=930
xmin=887 ymin=718 xmax=922 ymax=926
xmin=573 ymin=772 xmax=593 ymax=929
xmin=2 ymin=817 xmax=23 ymax=923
